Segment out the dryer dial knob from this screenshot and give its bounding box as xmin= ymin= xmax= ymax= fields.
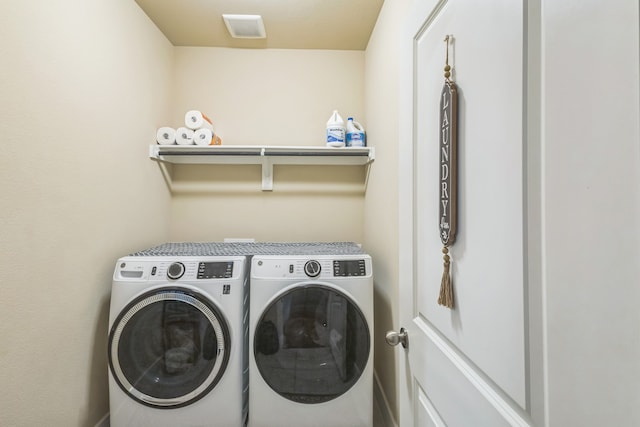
xmin=167 ymin=262 xmax=185 ymax=280
xmin=304 ymin=260 xmax=321 ymax=278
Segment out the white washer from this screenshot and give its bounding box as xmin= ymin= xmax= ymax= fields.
xmin=108 ymin=254 xmax=248 ymax=427
xmin=249 ymin=254 xmax=373 ymax=427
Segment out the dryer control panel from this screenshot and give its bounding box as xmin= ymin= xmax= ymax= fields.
xmin=252 ymin=256 xmax=371 ymax=280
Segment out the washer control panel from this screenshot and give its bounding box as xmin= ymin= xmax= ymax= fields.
xmin=115 ymin=258 xmax=237 ymax=281
xmin=253 ymin=256 xmax=370 ymax=279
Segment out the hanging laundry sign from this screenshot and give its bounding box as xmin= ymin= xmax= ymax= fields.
xmin=439 ymin=81 xmax=457 ymax=246
xmin=438 ymin=35 xmax=458 ymax=309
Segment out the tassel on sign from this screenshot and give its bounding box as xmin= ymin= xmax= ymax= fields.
xmin=438 ymin=246 xmax=454 ymax=308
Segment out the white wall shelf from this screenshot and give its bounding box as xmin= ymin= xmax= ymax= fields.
xmin=149 ymin=145 xmax=375 ymax=191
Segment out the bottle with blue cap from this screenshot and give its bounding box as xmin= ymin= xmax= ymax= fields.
xmin=346 ymin=117 xmax=366 ymax=147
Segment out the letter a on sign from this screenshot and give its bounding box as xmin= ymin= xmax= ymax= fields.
xmin=438 ymin=35 xmax=458 ymax=309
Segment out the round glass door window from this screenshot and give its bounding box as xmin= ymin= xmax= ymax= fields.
xmin=254 ymin=284 xmax=370 ymax=403
xmin=109 ymin=288 xmax=230 ymax=408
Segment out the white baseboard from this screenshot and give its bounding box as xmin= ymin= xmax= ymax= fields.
xmin=94 ymin=413 xmax=109 ymax=427
xmin=374 ymin=370 xmax=398 ymax=427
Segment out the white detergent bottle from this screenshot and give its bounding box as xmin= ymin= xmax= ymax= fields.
xmin=346 ymin=117 xmax=366 ymax=147
xmin=326 ymin=110 xmax=346 ymax=147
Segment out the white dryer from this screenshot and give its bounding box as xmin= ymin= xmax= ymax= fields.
xmin=248 ymin=253 xmax=373 ymax=427
xmin=108 ymin=253 xmax=248 ymax=427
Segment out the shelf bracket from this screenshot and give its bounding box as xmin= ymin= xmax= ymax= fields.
xmin=260 ymin=148 xmax=273 ymax=191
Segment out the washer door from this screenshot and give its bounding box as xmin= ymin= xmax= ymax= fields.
xmin=254 ymin=284 xmax=370 ymax=403
xmin=109 ymin=288 xmax=230 ymax=408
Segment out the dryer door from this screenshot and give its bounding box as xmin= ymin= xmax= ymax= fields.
xmin=254 ymin=284 xmax=370 ymax=403
xmin=109 ymin=287 xmax=230 ymax=408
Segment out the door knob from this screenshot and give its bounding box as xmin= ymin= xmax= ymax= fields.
xmin=385 ymin=327 xmax=408 ymax=348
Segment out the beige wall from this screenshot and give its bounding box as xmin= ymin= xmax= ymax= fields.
xmin=0 ymin=1 xmax=173 ymax=426
xmin=364 ymin=1 xmax=409 ymax=424
xmin=173 ymin=48 xmax=365 ymax=147
xmin=168 ymin=48 xmax=367 ymax=243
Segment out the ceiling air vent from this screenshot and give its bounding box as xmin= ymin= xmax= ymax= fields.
xmin=222 ymin=14 xmax=266 ymax=39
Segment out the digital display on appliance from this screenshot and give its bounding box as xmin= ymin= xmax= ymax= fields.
xmin=333 ymin=260 xmax=366 ymax=277
xmin=198 ymin=262 xmax=233 ymax=279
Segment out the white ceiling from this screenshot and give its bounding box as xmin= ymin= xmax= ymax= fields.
xmin=134 ymin=0 xmax=385 ymax=50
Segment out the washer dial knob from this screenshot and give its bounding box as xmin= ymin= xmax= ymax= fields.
xmin=304 ymin=260 xmax=321 ymax=278
xmin=167 ymin=262 xmax=185 ymax=280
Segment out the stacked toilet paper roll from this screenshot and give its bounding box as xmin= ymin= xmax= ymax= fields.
xmin=185 ymin=110 xmax=214 ymax=131
xmin=155 ymin=110 xmax=221 ymax=145
xmin=194 ymin=128 xmax=213 ymax=146
xmin=156 ymin=127 xmax=176 ymax=145
xmin=175 ymin=127 xmax=195 ymax=145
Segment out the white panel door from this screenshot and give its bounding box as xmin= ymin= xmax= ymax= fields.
xmin=397 ymin=0 xmax=533 ymax=425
